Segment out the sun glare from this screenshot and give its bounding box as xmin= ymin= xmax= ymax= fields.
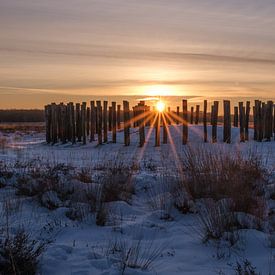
xmin=156 ymin=101 xmax=165 ymax=112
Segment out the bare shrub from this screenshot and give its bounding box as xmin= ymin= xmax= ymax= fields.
xmin=233 ymin=259 xmax=259 ymax=275
xmin=180 ymin=147 xmax=267 ymax=218
xmin=0 ymin=229 xmax=45 ymax=275
xmin=74 ymin=167 xmax=92 ymax=183
xmin=197 ymin=199 xmax=240 ymax=243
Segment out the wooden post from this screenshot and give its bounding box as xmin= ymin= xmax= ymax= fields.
xmin=45 ymin=105 xmax=51 ymax=143
xmin=96 ymin=101 xmax=102 ymax=145
xmin=112 ymin=102 xmax=117 ymax=143
xmin=81 ymin=102 xmax=86 ymax=145
xmin=255 ymin=100 xmax=262 ymax=142
xmin=239 ymin=102 xmax=245 ymax=142
xmin=176 ymin=106 xmax=180 ymax=125
xmin=233 ymin=106 xmax=238 ymax=127
xmin=70 ymin=103 xmax=76 ymax=144
xmin=212 ymin=101 xmax=219 ymax=143
xmin=163 ymin=113 xmax=168 ymax=144
xmin=108 ymin=106 xmax=112 ymax=131
xmin=155 ymin=112 xmax=160 ymax=146
xmin=245 ymin=101 xmax=250 ymax=141
xmin=76 ymin=103 xmax=81 ymax=142
xmin=103 ymin=101 xmax=108 ymax=143
xmin=190 ymin=106 xmax=194 ymax=124
xmin=139 ymin=104 xmax=145 ymax=147
xmin=265 ymin=101 xmax=273 ymax=141
xmin=223 ymin=100 xmax=231 ymax=143
xmin=117 ymin=104 xmax=121 ymax=130
xmin=182 ymin=100 xmax=188 ymax=145
xmin=253 ymin=106 xmax=257 ymax=140
xmin=123 ymin=101 xmax=130 ymax=146
xmin=86 ymin=107 xmax=90 ymax=137
xmin=203 ymin=100 xmax=207 ymax=142
xmin=95 ymin=106 xmax=98 ymax=135
xmin=60 ymin=103 xmax=67 ymax=144
xmin=90 ymin=101 xmax=95 ymax=142
xmin=210 ymin=105 xmax=214 ymax=125
xmin=51 ymin=103 xmax=58 ymax=144
xmin=195 ymin=105 xmax=200 ymax=124
xmin=167 ymin=107 xmax=171 ymax=125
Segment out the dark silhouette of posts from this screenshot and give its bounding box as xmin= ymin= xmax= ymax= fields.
xmin=139 ymin=104 xmax=145 ymax=147
xmin=45 ymin=105 xmax=51 ymax=143
xmin=182 ymin=100 xmax=188 ymax=145
xmin=123 ymin=101 xmax=130 ymax=146
xmin=103 ymin=101 xmax=108 ymax=143
xmin=203 ymin=100 xmax=207 ymax=142
xmin=117 ymin=104 xmax=121 ymax=130
xmin=239 ymin=102 xmax=245 ymax=142
xmin=223 ymin=100 xmax=231 ymax=143
xmin=96 ymin=101 xmax=102 ymax=145
xmin=112 ymin=102 xmax=117 ymax=143
xmin=265 ymin=101 xmax=273 ymax=141
xmin=195 ymin=105 xmax=200 ymax=124
xmin=162 ymin=112 xmax=168 ymax=144
xmin=233 ymin=106 xmax=238 ymax=127
xmin=155 ymin=112 xmax=160 ymax=147
xmin=70 ymin=102 xmax=76 ymax=144
xmin=167 ymin=107 xmax=171 ymax=125
xmin=90 ymin=101 xmax=95 ymax=142
xmin=81 ymin=102 xmax=86 ymax=145
xmin=212 ymin=101 xmax=219 ymax=143
xmin=86 ymin=107 xmax=90 ymax=137
xmin=108 ymin=106 xmax=112 ymax=131
xmin=245 ymin=101 xmax=250 ymax=141
xmin=190 ymin=107 xmax=194 ymax=124
xmin=176 ymin=106 xmax=180 ymax=124
xmin=76 ymin=103 xmax=81 ymax=142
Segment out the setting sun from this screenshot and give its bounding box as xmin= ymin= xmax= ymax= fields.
xmin=156 ymin=101 xmax=165 ymax=112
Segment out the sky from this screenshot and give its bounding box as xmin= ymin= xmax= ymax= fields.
xmin=0 ymin=0 xmax=275 ymax=108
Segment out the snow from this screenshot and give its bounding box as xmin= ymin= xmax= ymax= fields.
xmin=0 ymin=125 xmax=274 ymax=274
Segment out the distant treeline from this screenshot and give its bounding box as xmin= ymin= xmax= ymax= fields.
xmin=0 ymin=110 xmax=45 ymax=122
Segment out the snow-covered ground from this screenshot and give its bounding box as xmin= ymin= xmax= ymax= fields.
xmin=0 ymin=125 xmax=274 ymax=275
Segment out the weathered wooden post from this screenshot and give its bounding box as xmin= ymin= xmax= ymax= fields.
xmin=223 ymin=100 xmax=231 ymax=143
xmin=155 ymin=112 xmax=160 ymax=147
xmin=212 ymin=101 xmax=219 ymax=143
xmin=255 ymin=100 xmax=262 ymax=141
xmin=90 ymin=101 xmax=95 ymax=142
xmin=139 ymin=104 xmax=145 ymax=147
xmin=70 ymin=102 xmax=76 ymax=144
xmin=253 ymin=106 xmax=257 ymax=140
xmin=103 ymin=101 xmax=108 ymax=143
xmin=86 ymin=107 xmax=90 ymax=138
xmin=123 ymin=101 xmax=130 ymax=146
xmin=203 ymin=100 xmax=207 ymax=142
xmin=167 ymin=107 xmax=171 ymax=125
xmin=238 ymin=102 xmax=245 ymax=142
xmin=76 ymin=103 xmax=81 ymax=142
xmin=112 ymin=102 xmax=117 ymax=143
xmin=96 ymin=101 xmax=102 ymax=145
xmin=162 ymin=113 xmax=168 ymax=144
xmin=176 ymin=106 xmax=180 ymax=125
xmin=51 ymin=103 xmax=58 ymax=144
xmin=81 ymin=102 xmax=86 ymax=145
xmin=210 ymin=105 xmax=214 ymax=125
xmin=233 ymin=106 xmax=238 ymax=127
xmin=190 ymin=106 xmax=194 ymax=124
xmin=182 ymin=100 xmax=188 ymax=145
xmin=45 ymin=105 xmax=51 ymax=143
xmin=108 ymin=106 xmax=112 ymax=132
xmin=245 ymin=101 xmax=250 ymax=141
xmin=265 ymin=101 xmax=273 ymax=141
xmin=60 ymin=103 xmax=67 ymax=144
xmin=117 ymin=104 xmax=121 ymax=130
xmin=195 ymin=105 xmax=200 ymax=124
xmin=95 ymin=106 xmax=98 ymax=134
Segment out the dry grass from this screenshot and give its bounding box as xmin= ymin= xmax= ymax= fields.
xmin=180 ymin=147 xmax=267 ymax=218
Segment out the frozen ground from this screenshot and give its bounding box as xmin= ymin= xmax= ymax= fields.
xmin=0 ymin=125 xmax=274 ymax=275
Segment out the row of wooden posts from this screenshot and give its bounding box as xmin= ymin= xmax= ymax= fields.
xmin=45 ymin=99 xmax=275 ymax=147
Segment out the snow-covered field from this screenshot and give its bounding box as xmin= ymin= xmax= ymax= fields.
xmin=0 ymin=125 xmax=274 ymax=275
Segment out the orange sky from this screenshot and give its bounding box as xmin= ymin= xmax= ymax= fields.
xmin=0 ymin=0 xmax=275 ymax=108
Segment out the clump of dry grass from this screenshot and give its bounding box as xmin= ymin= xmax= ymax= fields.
xmin=180 ymin=146 xmax=267 ymax=218
xmin=0 ymin=229 xmax=46 ymax=275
